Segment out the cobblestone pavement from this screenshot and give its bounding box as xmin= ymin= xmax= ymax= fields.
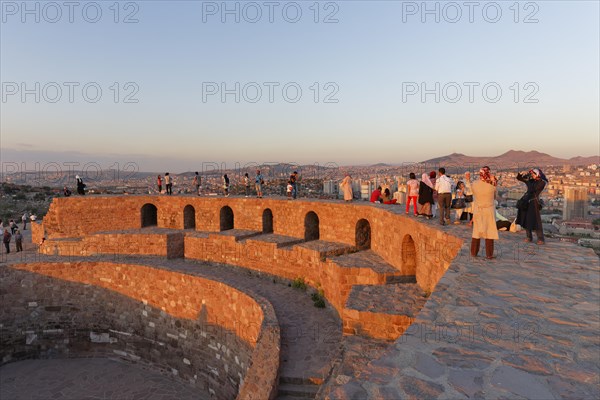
xmin=321 ymin=212 xmax=600 ymax=400
xmin=0 ymin=358 xmax=205 ymax=400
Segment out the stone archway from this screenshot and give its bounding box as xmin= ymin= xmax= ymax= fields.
xmin=220 ymin=206 xmax=234 ymax=231
xmin=262 ymin=209 xmax=273 ymax=233
xmin=402 ymin=234 xmax=417 ymax=275
xmin=141 ymin=203 xmax=157 ymax=228
xmin=183 ymin=205 xmax=195 ymax=229
xmin=355 ymin=219 xmax=371 ymax=250
xmin=304 ymin=211 xmax=319 ymax=241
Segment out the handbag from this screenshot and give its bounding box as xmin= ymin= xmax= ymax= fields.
xmin=451 ymin=198 xmax=466 ymax=209
xmin=464 ymin=194 xmax=473 ymax=203
xmin=509 ymin=218 xmax=522 ymax=232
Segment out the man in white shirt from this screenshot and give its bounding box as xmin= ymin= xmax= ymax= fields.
xmin=434 ymin=167 xmax=455 ymax=225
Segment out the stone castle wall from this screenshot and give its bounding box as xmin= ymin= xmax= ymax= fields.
xmin=36 ymin=196 xmax=462 ymax=288
xmin=1 ymin=262 xmax=280 ymax=400
xmin=34 ymin=196 xmax=462 ymax=340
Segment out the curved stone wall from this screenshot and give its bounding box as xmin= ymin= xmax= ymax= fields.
xmin=0 ymin=262 xmax=280 ymax=400
xmin=36 ymin=196 xmax=462 ymax=286
xmin=34 ymin=196 xmax=463 ymax=340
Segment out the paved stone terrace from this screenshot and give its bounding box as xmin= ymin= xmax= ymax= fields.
xmin=322 ymin=212 xmax=600 ymax=400
xmin=0 ymin=358 xmax=204 ymax=400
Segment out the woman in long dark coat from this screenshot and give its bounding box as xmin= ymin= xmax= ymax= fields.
xmin=418 ymin=173 xmax=434 ymax=219
xmin=516 ymin=169 xmax=547 ymax=244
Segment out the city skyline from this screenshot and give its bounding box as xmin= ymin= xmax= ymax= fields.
xmin=1 ymin=1 xmax=599 ymax=169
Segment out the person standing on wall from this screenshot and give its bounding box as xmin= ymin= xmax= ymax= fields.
xmin=434 ymin=167 xmax=455 ymax=225
xmin=471 ymin=166 xmax=499 ymax=259
xmin=223 ymin=174 xmax=230 ymax=197
xmin=517 ymin=168 xmax=547 ymax=245
xmin=406 ymin=172 xmax=419 ymax=216
xmin=193 ymin=172 xmax=201 ymax=196
xmin=243 ymin=173 xmax=251 ymax=197
xmin=417 ymin=173 xmax=434 ymax=219
xmin=157 ymin=175 xmax=163 ymax=194
xmin=76 ymin=175 xmax=86 ymax=195
xmin=290 ymin=171 xmax=299 ymax=199
xmin=164 ymin=173 xmax=172 ymax=195
xmin=341 ymin=173 xmax=353 ymax=202
xmin=255 ymin=170 xmax=264 ymax=198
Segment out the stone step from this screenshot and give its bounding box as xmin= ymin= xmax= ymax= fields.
xmin=212 ymin=229 xmax=262 ymax=241
xmin=276 ymin=395 xmax=311 ymax=400
xmin=328 ymin=250 xmax=399 ymax=276
xmin=242 ymin=233 xmax=305 ymax=248
xmin=277 ymin=383 xmax=319 ymax=398
xmin=295 ymin=240 xmax=355 ymax=258
xmin=386 ymin=274 xmax=417 ymax=284
xmin=280 ymin=376 xmax=320 ymax=385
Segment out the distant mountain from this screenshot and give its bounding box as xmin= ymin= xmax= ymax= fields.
xmin=422 ymin=150 xmax=598 ymax=168
xmin=370 ymin=163 xmax=390 ymax=167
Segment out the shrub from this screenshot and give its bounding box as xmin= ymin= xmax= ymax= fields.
xmin=311 ymin=288 xmax=326 ymax=308
xmin=291 ymin=277 xmax=307 ymax=291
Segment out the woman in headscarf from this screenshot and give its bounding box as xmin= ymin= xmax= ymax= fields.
xmin=516 ymin=168 xmax=547 ymax=244
xmin=76 ymin=175 xmax=86 ymax=195
xmin=340 ymin=173 xmax=353 ymax=202
xmin=417 ymin=173 xmax=434 ymax=219
xmin=470 ymin=166 xmax=499 ymax=259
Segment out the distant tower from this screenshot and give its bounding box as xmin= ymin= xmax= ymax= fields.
xmin=563 ymin=186 xmax=589 ymax=220
xmin=360 ymin=181 xmax=374 ymax=200
xmin=323 ymin=180 xmax=338 ymax=195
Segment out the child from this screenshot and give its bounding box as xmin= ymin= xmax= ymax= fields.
xmin=287 ymin=181 xmax=293 ymax=199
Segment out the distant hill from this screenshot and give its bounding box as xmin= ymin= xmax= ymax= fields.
xmin=422 ymin=150 xmax=598 ymax=168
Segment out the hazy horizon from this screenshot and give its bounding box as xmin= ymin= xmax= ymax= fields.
xmin=1 ymin=147 xmax=598 ymax=175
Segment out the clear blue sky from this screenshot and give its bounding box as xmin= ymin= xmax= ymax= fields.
xmin=1 ymin=0 xmax=598 ymax=172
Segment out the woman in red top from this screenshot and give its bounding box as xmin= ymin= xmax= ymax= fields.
xmin=157 ymin=175 xmax=162 ymax=193
xmin=406 ymin=173 xmax=419 ymax=215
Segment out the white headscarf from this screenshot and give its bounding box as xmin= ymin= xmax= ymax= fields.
xmin=421 ymin=173 xmax=433 ymax=189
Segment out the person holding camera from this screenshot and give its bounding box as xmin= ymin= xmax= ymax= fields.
xmin=470 ymin=166 xmax=498 ymax=259
xmin=516 ymin=169 xmax=547 ymax=245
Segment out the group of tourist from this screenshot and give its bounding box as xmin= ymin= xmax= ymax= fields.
xmin=221 ymin=170 xmax=266 ymax=198
xmin=157 ymin=170 xmax=267 ymax=198
xmin=367 ymin=166 xmax=548 ymax=258
xmin=0 ymin=213 xmax=33 ymax=254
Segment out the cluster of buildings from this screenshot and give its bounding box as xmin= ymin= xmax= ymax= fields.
xmin=323 ymin=163 xmax=600 ymax=248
